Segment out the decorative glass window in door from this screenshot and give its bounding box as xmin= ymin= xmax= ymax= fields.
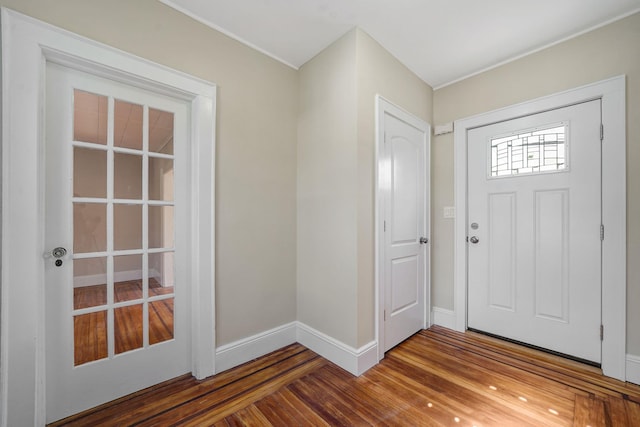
xmin=490 ymin=124 xmax=567 ymax=177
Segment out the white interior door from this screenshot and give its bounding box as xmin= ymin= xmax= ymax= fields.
xmin=382 ymin=106 xmax=430 ymax=352
xmin=467 ymin=100 xmax=602 ymax=363
xmin=45 ymin=63 xmax=191 ymax=422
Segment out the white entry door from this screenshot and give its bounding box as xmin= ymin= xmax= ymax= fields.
xmin=467 ymin=100 xmax=602 ymax=363
xmin=45 ymin=64 xmax=191 ymax=422
xmin=380 ymin=102 xmax=430 ymax=352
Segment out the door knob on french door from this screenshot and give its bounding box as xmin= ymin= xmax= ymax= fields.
xmin=469 ymin=236 xmax=479 ymax=244
xmin=51 ymin=247 xmax=67 ymax=258
xmin=419 ymin=237 xmax=429 ymax=244
xmin=44 ymin=247 xmax=67 ymax=259
xmin=44 ymin=247 xmax=67 ymax=267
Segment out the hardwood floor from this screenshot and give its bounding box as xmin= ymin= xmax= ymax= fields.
xmin=50 ymin=326 xmax=640 ymax=426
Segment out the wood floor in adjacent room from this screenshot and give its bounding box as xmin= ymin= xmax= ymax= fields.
xmin=50 ymin=326 xmax=640 ymax=426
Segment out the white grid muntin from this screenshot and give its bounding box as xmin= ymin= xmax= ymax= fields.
xmin=70 ymin=89 xmax=177 ymax=363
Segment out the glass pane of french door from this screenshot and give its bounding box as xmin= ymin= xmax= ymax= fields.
xmin=72 ymin=89 xmax=176 ymax=366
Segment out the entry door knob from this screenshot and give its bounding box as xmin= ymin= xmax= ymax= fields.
xmin=419 ymin=237 xmax=429 ymax=244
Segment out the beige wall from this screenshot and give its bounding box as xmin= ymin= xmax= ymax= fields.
xmin=297 ymin=30 xmax=360 ymax=346
xmin=2 ymin=0 xmax=299 ymax=346
xmin=297 ymin=29 xmax=432 ymax=348
xmin=432 ymin=12 xmax=640 ymax=354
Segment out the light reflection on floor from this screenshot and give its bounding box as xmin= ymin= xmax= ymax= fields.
xmin=420 ymin=383 xmax=564 ymax=426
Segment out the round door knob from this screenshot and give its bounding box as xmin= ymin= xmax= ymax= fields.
xmin=51 ymin=247 xmax=67 ymax=258
xmin=469 ymin=236 xmax=479 ymax=244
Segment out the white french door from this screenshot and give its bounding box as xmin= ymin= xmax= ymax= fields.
xmin=45 ymin=63 xmax=191 ymax=422
xmin=467 ymin=100 xmax=602 ymax=363
xmin=380 ymin=102 xmax=430 ymax=352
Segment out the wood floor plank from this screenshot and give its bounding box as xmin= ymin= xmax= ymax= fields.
xmin=164 ymin=357 xmax=328 ymax=426
xmin=624 ymin=398 xmax=640 ymax=425
xmin=225 ymin=405 xmax=273 ymax=426
xmin=50 ymin=345 xmax=311 ymax=426
xmin=310 ymin=365 xmax=426 ymax=426
xmin=358 ymin=362 xmax=462 ymax=426
xmin=252 ymin=397 xmax=295 ymax=426
xmin=260 ymin=388 xmax=329 ymax=427
xmin=310 ymin=367 xmax=436 ymax=426
xmin=573 ymin=394 xmax=607 ymax=427
xmin=49 ymin=327 xmax=640 ymax=427
xmin=396 ymin=340 xmax=574 ymax=422
xmin=426 ymin=326 xmax=640 ymax=398
xmin=606 ymin=395 xmax=629 ymax=426
xmin=380 ymin=354 xmax=562 ymax=427
xmin=286 ymin=372 xmax=374 ymax=426
xmin=398 ymin=335 xmax=579 ymax=423
xmin=401 ymin=333 xmax=579 ymax=403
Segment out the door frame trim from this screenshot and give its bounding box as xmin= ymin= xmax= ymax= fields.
xmin=0 ymin=9 xmax=216 ymax=425
xmin=375 ymin=95 xmax=431 ymax=361
xmin=453 ymin=76 xmax=626 ymax=380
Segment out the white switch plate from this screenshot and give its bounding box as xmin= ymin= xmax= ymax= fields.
xmin=444 ymin=206 xmax=456 ymax=218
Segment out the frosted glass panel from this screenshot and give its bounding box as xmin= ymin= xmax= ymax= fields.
xmin=149 ymin=108 xmax=174 ymax=155
xmin=149 ymin=298 xmax=174 ymax=345
xmin=114 ymin=153 xmax=142 ymax=199
xmin=73 ymin=257 xmax=107 ymax=310
xmin=149 ymin=252 xmax=175 ymax=294
xmin=114 ymin=99 xmax=143 ymax=150
xmin=74 ymin=147 xmax=107 ymax=198
xmin=73 ymin=203 xmax=106 ymax=253
xmin=149 ymin=205 xmax=174 ymax=249
xmin=74 ymin=311 xmax=107 ymax=366
xmin=114 ymin=305 xmax=143 ymax=354
xmin=114 ymin=254 xmax=143 ymax=302
xmin=74 ymin=90 xmax=107 ymax=145
xmin=149 ymin=157 xmax=174 ymax=201
xmin=114 ymin=204 xmax=142 ymax=250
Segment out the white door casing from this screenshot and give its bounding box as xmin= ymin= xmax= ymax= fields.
xmin=376 ymin=96 xmax=431 ymax=359
xmin=1 ymin=9 xmax=216 ymax=426
xmin=45 ymin=64 xmax=192 ymax=422
xmin=453 ymin=77 xmax=626 ymax=380
xmin=467 ymin=100 xmax=602 ymax=363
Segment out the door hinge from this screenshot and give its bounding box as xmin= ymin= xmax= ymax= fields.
xmin=600 ymin=123 xmax=604 ymax=142
xmin=384 ymin=310 xmax=387 ymax=321
xmin=600 ymin=324 xmax=604 ymax=341
xmin=384 ymin=220 xmax=386 ymax=232
xmin=600 ymin=224 xmax=605 ymax=241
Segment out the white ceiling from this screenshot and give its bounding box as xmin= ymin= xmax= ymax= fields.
xmin=161 ymin=0 xmax=640 ymax=88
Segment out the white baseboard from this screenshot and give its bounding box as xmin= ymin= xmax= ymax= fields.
xmin=213 ymin=321 xmax=379 ymax=376
xmin=73 ymin=269 xmax=147 ymax=288
xmin=626 ymin=354 xmax=640 ymax=385
xmin=431 ymin=307 xmax=456 ymax=330
xmin=215 ymin=322 xmax=297 ymax=373
xmin=212 ymin=319 xmax=640 ymax=387
xmin=73 ymin=268 xmax=164 ymax=288
xmin=296 ymin=322 xmax=377 ymax=376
